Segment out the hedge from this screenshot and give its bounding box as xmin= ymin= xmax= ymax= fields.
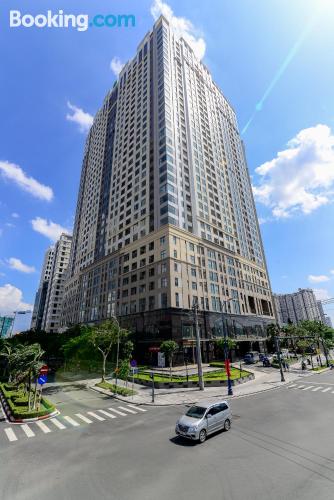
xmin=0 ymin=383 xmax=56 ymax=419
xmin=95 ymin=381 xmax=136 ymax=396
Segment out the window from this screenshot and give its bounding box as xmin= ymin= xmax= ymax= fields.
xmin=161 ymin=250 xmax=167 ymax=259
xmin=161 ymin=293 xmax=167 ymax=308
xmin=191 ymin=268 xmax=196 ymax=277
xmin=161 ymin=277 xmax=168 ymax=288
xmin=149 ymin=241 xmax=154 ymax=251
xmin=175 ymin=277 xmax=179 ymax=287
xmin=161 ymin=262 xmax=167 ymax=273
xmin=160 ymin=236 xmax=166 ymax=245
xmin=175 ymin=292 xmax=180 ymax=307
xmin=173 ymin=250 xmax=177 ymax=258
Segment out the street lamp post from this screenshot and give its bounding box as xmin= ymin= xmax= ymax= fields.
xmin=223 ymin=316 xmax=233 ymax=396
xmin=192 ymin=299 xmax=204 ymax=391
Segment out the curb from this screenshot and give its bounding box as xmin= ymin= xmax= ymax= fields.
xmin=89 ymin=377 xmax=303 ymax=407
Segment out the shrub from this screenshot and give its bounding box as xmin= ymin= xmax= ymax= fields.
xmin=95 ymin=381 xmax=136 ymax=396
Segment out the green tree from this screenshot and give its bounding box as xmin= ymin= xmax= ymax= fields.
xmin=215 ymin=338 xmax=236 ymax=360
xmin=89 ymin=320 xmax=129 ymax=382
xmin=160 ymin=340 xmax=179 ymax=379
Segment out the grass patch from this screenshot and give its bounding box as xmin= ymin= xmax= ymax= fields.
xmin=133 ymin=367 xmax=250 ymax=383
xmin=311 ymin=366 xmax=326 ymax=371
xmin=95 ymin=381 xmax=136 ymax=396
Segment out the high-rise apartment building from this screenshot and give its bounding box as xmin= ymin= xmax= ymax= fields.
xmin=31 ymin=246 xmax=55 ymax=330
xmin=274 ymin=288 xmax=321 ymax=326
xmin=31 ymin=233 xmax=72 ymax=333
xmin=62 ymin=16 xmax=274 ymax=359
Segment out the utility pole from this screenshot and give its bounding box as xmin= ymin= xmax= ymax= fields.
xmin=320 ymin=336 xmax=329 ymax=367
xmin=275 ymin=334 xmax=285 ymax=382
xmin=192 ymin=299 xmax=204 ymax=391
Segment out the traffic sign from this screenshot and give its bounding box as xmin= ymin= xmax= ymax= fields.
xmin=130 ymin=359 xmax=137 ymax=367
xmin=39 ymin=365 xmax=48 ymax=375
xmin=37 ymin=375 xmax=47 ymax=385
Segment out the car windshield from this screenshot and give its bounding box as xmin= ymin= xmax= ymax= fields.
xmin=185 ymin=406 xmax=206 ymax=418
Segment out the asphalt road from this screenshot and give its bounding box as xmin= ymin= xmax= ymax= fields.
xmin=1 ymin=371 xmax=334 ymax=500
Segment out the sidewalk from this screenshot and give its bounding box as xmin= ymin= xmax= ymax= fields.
xmin=90 ymin=360 xmax=329 ymax=406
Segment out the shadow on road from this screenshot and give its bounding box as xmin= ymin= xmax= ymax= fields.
xmin=43 ymin=384 xmax=88 ymax=395
xmin=169 ymin=436 xmax=197 ymax=447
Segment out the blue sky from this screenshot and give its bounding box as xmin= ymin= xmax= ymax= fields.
xmin=1 ymin=0 xmax=334 ymax=332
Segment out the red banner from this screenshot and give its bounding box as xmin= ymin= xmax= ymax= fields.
xmin=225 ymin=359 xmax=231 ymax=377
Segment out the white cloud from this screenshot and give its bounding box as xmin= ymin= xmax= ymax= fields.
xmin=0 ymin=161 xmax=53 ymax=201
xmin=31 ymin=217 xmax=71 ymax=242
xmin=11 ymin=212 xmax=19 ymax=218
xmin=0 ymin=284 xmax=33 ymax=316
xmin=5 ymin=223 xmax=15 ymax=228
xmin=308 ymin=274 xmax=330 ymax=283
xmin=66 ymin=101 xmax=93 ymax=133
xmin=330 ymin=270 xmax=334 ymax=275
xmin=313 ymin=288 xmax=331 ymax=301
xmin=253 ymin=124 xmax=334 ymax=219
xmin=8 ymin=258 xmax=35 ymax=274
xmin=110 ymin=57 xmax=125 ymax=77
xmin=151 ymin=0 xmax=206 ymax=60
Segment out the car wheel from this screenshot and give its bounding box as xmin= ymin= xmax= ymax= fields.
xmin=223 ymin=419 xmax=231 ymax=431
xmin=199 ymin=429 xmax=207 ymax=443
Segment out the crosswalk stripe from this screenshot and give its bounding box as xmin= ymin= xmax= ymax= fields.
xmin=312 ymin=387 xmax=323 ymax=392
xmin=127 ymin=404 xmax=146 ymax=412
xmin=98 ymin=409 xmax=116 ymax=419
xmin=50 ymin=418 xmax=66 ymax=430
xmin=288 ymin=384 xmax=297 ymax=388
xmin=87 ymin=411 xmax=105 ymax=421
xmin=297 ymin=385 xmax=305 ymax=389
xmin=107 ymin=407 xmax=127 ymax=416
xmin=36 ymin=421 xmax=51 ymax=434
xmin=302 ymin=386 xmax=314 ymax=390
xmin=21 ymin=424 xmax=35 ymax=438
xmin=118 ymin=406 xmax=137 ymax=414
xmin=4 ymin=428 xmax=17 ymax=442
xmin=75 ymin=413 xmax=93 ymax=424
xmin=63 ymin=416 xmax=80 ymax=427
xmin=322 ymin=387 xmax=331 ymax=393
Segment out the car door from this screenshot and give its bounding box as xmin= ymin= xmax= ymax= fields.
xmin=214 ymin=404 xmax=226 ymax=430
xmin=205 ymin=407 xmax=218 ymax=434
xmin=216 ymin=403 xmax=230 ymax=429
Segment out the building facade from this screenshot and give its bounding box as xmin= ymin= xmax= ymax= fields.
xmin=0 ymin=316 xmax=14 ymax=337
xmin=31 ymin=246 xmax=55 ymax=330
xmin=274 ymin=289 xmax=322 ymax=326
xmin=31 ymin=233 xmax=72 ymax=333
xmin=61 ymin=16 xmax=274 ymax=359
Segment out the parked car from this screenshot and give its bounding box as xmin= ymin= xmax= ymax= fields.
xmin=175 ymin=400 xmax=232 ymax=443
xmin=243 ymin=351 xmax=260 ymax=364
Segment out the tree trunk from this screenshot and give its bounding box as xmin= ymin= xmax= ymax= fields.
xmin=101 ymin=354 xmax=106 ymax=382
xmin=33 ymin=377 xmax=38 ymax=410
xmin=170 ymin=356 xmax=173 ymax=380
xmin=28 ymin=369 xmax=32 ymax=411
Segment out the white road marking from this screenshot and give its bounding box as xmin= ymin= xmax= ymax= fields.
xmin=297 ymin=385 xmax=305 ymax=389
xmin=98 ymin=409 xmax=116 ymax=419
xmin=322 ymin=387 xmax=331 ymax=393
xmin=287 ymin=384 xmax=297 ymax=388
xmin=36 ymin=421 xmax=51 ymax=434
xmin=50 ymin=418 xmax=66 ymax=430
xmin=75 ymin=413 xmax=93 ymax=424
xmin=311 ymin=387 xmax=323 ymax=392
xmin=118 ymin=406 xmax=137 ymax=414
xmin=127 ymin=404 xmax=146 ymax=412
xmin=87 ymin=411 xmax=105 ymax=421
xmin=107 ymin=407 xmax=127 ymax=416
xmin=4 ymin=428 xmax=17 ymax=442
xmin=63 ymin=416 xmax=80 ymax=427
xmin=21 ymin=424 xmax=35 ymax=438
xmin=302 ymin=386 xmax=314 ymax=391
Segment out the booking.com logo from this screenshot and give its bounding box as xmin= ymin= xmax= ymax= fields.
xmin=9 ymin=10 xmax=136 ymax=31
